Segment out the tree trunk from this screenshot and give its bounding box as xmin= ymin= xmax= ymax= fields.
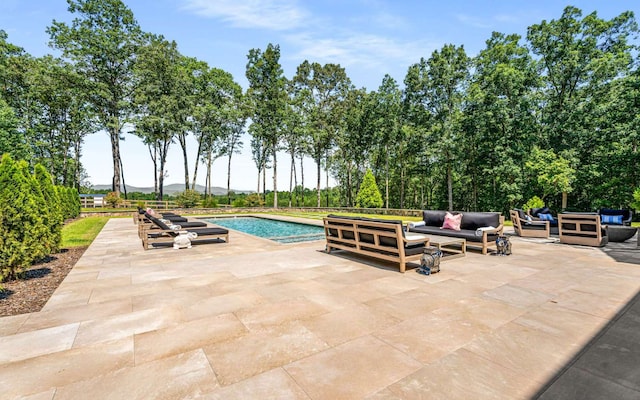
xmin=158 ymin=153 xmax=165 ymax=202
xmin=562 ymin=191 xmax=568 ymax=210
xmin=227 ymin=153 xmax=233 ymax=205
xmin=346 ymin=163 xmax=352 ymax=207
xmin=262 ymin=163 xmax=266 ymax=203
xmin=191 ymin=138 xmax=202 ymax=190
xmin=299 ymin=154 xmax=305 ymax=207
xmin=385 ymin=145 xmax=389 ymax=209
xmin=206 ymin=152 xmax=212 ymax=197
xmin=147 ymin=144 xmax=158 ymax=196
xmin=110 ymin=125 xmax=121 ymax=196
xmin=289 ymin=151 xmax=295 ymax=208
xmin=74 ymin=139 xmax=82 ymax=190
xmin=120 ymin=156 xmax=128 ymax=200
xmin=400 ymin=164 xmax=405 ymax=209
xmin=272 ymin=145 xmax=278 ymax=209
xmin=447 ymin=161 xmax=453 ymax=211
xmin=178 ymin=133 xmax=189 ymax=190
xmin=316 ymin=157 xmax=321 ymax=207
xmin=325 ymin=156 xmax=329 ymax=207
xmin=257 ymin=167 xmax=261 ymax=196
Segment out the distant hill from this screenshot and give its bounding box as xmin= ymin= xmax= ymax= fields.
xmin=90 ymin=183 xmax=252 ymax=195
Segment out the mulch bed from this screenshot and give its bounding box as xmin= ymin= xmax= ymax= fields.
xmin=0 ymin=247 xmax=87 ymax=317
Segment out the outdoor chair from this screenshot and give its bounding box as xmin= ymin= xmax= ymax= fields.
xmin=528 ymin=207 xmax=558 ymax=227
xmin=510 ymin=209 xmax=550 ymax=238
xmin=558 ymin=213 xmax=608 ymax=247
xmin=141 ymin=213 xmax=229 ymax=250
xmin=597 ymin=208 xmax=633 ymax=226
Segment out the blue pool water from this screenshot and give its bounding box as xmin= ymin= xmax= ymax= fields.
xmin=205 ymin=216 xmax=325 ymax=243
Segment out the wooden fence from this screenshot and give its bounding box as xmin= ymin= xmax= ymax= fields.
xmin=80 ymin=196 xmax=177 ymax=210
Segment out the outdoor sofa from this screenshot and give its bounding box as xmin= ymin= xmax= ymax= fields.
xmin=323 ymin=215 xmax=431 ymax=273
xmin=407 ymin=210 xmax=504 ymax=254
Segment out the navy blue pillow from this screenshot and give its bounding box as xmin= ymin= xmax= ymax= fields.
xmin=538 ymin=213 xmax=554 ymax=221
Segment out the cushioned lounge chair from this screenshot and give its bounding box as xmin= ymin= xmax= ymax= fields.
xmin=510 ymin=209 xmax=550 ymax=238
xmin=137 ymin=209 xmax=207 ymax=237
xmin=141 ymin=213 xmax=229 ymax=250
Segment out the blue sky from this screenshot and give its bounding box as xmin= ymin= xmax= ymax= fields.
xmin=1 ymin=0 xmax=638 ymax=190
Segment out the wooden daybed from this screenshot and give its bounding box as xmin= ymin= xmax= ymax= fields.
xmin=323 ymin=215 xmax=430 ymax=273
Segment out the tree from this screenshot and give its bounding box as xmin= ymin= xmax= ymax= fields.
xmin=34 ymin=164 xmax=63 ymax=254
xmin=464 ymin=32 xmax=539 ymax=213
xmin=0 ymin=98 xmax=29 ymax=160
xmin=28 ymin=55 xmax=95 ymax=187
xmin=246 ymin=44 xmax=287 ymax=208
xmin=0 ymin=155 xmax=48 ymax=282
xmin=189 ymin=65 xmax=245 ymax=202
xmin=292 ymin=61 xmax=352 ymax=207
xmin=48 ymin=0 xmax=143 ymax=196
xmin=525 ymin=147 xmax=576 ymax=208
xmin=403 ymin=45 xmax=469 ymax=211
xmin=527 ymin=6 xmax=637 ymax=208
xmin=355 ymin=169 xmax=383 ymax=208
xmin=133 ymin=35 xmax=189 ymax=201
xmin=371 ymin=75 xmax=403 ymax=209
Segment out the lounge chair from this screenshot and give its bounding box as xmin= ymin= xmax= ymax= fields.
xmin=137 ymin=209 xmax=207 ymax=237
xmin=510 ymin=209 xmax=550 ymax=238
xmin=141 ymin=213 xmax=229 ymax=250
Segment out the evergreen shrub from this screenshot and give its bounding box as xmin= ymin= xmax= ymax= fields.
xmin=355 ymin=169 xmax=383 ymax=208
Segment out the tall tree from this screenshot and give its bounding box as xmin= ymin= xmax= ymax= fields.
xmin=190 ymin=64 xmax=244 ymax=200
xmin=133 ymin=35 xmax=187 ymax=201
xmin=48 ymin=0 xmax=142 ymax=196
xmin=292 ymin=61 xmax=351 ymax=207
xmin=405 ymin=45 xmax=469 ymax=211
xmin=29 ymin=55 xmax=94 ymax=187
xmin=464 ymin=32 xmax=539 ymax=213
xmin=246 ymin=44 xmax=287 ymax=208
xmin=371 ymin=75 xmax=403 ymax=209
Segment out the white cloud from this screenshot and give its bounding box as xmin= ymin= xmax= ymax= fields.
xmin=286 ymin=31 xmax=437 ymax=70
xmin=182 ymin=0 xmax=307 ymax=31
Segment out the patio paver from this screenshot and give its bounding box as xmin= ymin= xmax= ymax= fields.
xmin=0 ymin=217 xmax=639 ymax=399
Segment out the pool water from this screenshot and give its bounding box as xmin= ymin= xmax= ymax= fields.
xmin=206 ymin=216 xmax=325 ymax=243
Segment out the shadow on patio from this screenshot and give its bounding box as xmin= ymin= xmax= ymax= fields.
xmin=533 ymin=282 xmax=640 ymax=399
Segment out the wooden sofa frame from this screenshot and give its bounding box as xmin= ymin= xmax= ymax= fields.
xmin=558 ymin=213 xmax=608 ymax=247
xmin=509 ymin=210 xmax=550 ymax=238
xmin=323 ymin=216 xmax=430 ymax=273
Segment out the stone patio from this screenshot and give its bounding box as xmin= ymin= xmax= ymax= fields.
xmin=0 ymin=217 xmax=639 ymax=399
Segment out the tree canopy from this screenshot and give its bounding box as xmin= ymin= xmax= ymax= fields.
xmin=0 ymin=5 xmax=638 ymax=213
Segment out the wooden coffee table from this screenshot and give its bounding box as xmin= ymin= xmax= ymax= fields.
xmin=406 ymin=233 xmax=466 ymax=259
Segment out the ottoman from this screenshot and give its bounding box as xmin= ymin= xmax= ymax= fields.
xmin=607 ymin=225 xmax=638 ymax=242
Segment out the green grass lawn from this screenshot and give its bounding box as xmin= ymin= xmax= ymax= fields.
xmin=62 ymin=216 xmax=110 ymax=248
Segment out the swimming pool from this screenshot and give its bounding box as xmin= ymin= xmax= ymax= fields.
xmin=205 ymin=216 xmax=325 ymax=243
